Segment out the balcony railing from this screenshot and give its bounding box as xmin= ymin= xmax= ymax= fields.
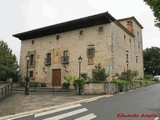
xmin=61 ymin=56 xmax=69 ymax=64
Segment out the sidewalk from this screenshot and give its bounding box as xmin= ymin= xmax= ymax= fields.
xmin=0 ymin=93 xmax=100 ymax=117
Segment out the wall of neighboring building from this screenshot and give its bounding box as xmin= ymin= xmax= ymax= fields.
xmin=20 ymin=23 xmax=112 ymax=86
xmin=112 ymin=20 xmax=144 ymax=78
xmin=110 ymin=22 xmax=135 ymax=77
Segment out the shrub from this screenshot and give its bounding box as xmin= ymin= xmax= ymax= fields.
xmin=114 ymin=80 xmax=129 ymax=92
xmin=119 ymin=69 xmax=138 ymax=81
xmin=64 ymin=75 xmax=72 ymax=83
xmin=73 ymin=77 xmax=86 ymax=89
xmin=92 ymin=63 xmax=108 ymax=82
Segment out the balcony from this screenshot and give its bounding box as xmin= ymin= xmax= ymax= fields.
xmin=61 ymin=56 xmax=69 ymax=64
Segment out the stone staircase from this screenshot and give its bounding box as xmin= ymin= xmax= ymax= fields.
xmin=12 ymin=87 xmax=76 ymax=95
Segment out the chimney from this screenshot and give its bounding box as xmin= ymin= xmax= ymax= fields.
xmin=127 ymin=20 xmax=133 ymax=33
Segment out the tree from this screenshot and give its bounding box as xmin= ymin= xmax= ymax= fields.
xmin=144 ymin=0 xmax=160 ymax=28
xmin=92 ymin=63 xmax=108 ymax=82
xmin=143 ymin=47 xmax=160 ymax=75
xmin=0 ymin=40 xmax=19 ymax=82
xmin=119 ymin=69 xmax=138 ymax=81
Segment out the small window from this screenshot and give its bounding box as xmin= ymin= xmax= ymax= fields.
xmin=138 ymin=42 xmax=140 ymax=48
xmin=87 ymin=48 xmax=95 ymax=57
xmin=79 ymin=30 xmax=83 ymax=35
xmin=98 ymin=26 xmax=103 ymax=32
xmin=126 ymin=54 xmax=129 ymax=63
xmin=81 ymin=73 xmax=87 ymax=80
xmin=124 ymin=35 xmax=126 ymax=39
xmin=129 ymin=39 xmax=131 ymax=44
xmin=32 ymin=40 xmax=34 ymax=44
xmin=136 ymin=56 xmax=138 ymax=63
xmin=29 ymin=71 xmax=33 ymax=78
xmin=56 ymin=35 xmax=60 ymax=40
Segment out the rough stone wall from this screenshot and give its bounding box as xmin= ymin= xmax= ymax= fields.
xmin=20 ymin=24 xmax=112 ymax=86
xmin=119 ymin=19 xmax=144 ymax=78
xmin=19 ymin=18 xmax=144 ymax=87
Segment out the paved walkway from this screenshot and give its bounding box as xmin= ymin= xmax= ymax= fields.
xmin=0 ymin=93 xmax=99 ymax=117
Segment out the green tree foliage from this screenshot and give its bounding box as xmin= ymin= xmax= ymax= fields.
xmin=120 ymin=69 xmax=138 ymax=81
xmin=0 ymin=40 xmax=19 ymax=82
xmin=143 ymin=47 xmax=160 ymax=75
xmin=92 ymin=63 xmax=108 ymax=82
xmin=144 ymin=0 xmax=160 ymax=27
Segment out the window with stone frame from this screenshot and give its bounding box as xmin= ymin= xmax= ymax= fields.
xmin=87 ymin=48 xmax=95 ymax=65
xmin=30 ymin=54 xmax=34 ymax=65
xmin=29 ymin=71 xmax=33 ymax=78
xmin=45 ymin=53 xmax=51 ymax=65
xmin=80 ymin=73 xmax=87 ymax=80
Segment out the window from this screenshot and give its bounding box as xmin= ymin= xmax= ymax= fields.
xmin=63 ymin=50 xmax=68 ymax=57
xmin=98 ymin=26 xmax=103 ymax=32
xmin=32 ymin=40 xmax=34 ymax=44
xmin=56 ymin=35 xmax=60 ymax=40
xmin=129 ymin=39 xmax=131 ymax=44
xmin=61 ymin=50 xmax=69 ymax=64
xmin=136 ymin=56 xmax=138 ymax=63
xmin=124 ymin=35 xmax=126 ymax=39
xmin=126 ymin=54 xmax=129 ymax=63
xmin=81 ymin=73 xmax=87 ymax=80
xmin=79 ymin=30 xmax=83 ymax=35
xmin=29 ymin=71 xmax=33 ymax=78
xmin=87 ymin=48 xmax=95 ymax=57
xmin=138 ymin=42 xmax=140 ymax=49
xmin=87 ymin=48 xmax=95 ymax=65
xmin=30 ymin=54 xmax=34 ymax=65
xmin=45 ymin=53 xmax=51 ymax=65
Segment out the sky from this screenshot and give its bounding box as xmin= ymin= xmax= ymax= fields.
xmin=0 ymin=0 xmax=159 ymax=61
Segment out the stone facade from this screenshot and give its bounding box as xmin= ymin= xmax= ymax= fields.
xmin=14 ymin=12 xmax=144 ymax=87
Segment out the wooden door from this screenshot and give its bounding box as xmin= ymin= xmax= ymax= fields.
xmin=52 ymin=69 xmax=61 ymax=86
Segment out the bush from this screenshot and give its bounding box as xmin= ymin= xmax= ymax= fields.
xmin=73 ymin=77 xmax=86 ymax=89
xmin=92 ymin=63 xmax=108 ymax=82
xmin=144 ymin=74 xmax=153 ymax=80
xmin=114 ymin=80 xmax=129 ymax=92
xmin=119 ymin=69 xmax=138 ymax=81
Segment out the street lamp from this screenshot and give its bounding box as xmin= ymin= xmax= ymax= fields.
xmin=78 ymin=56 xmax=82 ymax=78
xmin=25 ymin=55 xmax=30 ymax=95
xmin=126 ymin=61 xmax=129 ymax=70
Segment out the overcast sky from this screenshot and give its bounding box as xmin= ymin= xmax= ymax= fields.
xmin=0 ymin=0 xmax=159 ymax=61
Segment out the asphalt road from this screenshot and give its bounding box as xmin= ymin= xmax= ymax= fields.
xmin=12 ymin=84 xmax=160 ymax=120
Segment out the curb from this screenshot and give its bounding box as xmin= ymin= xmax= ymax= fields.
xmin=0 ymin=94 xmax=113 ymax=120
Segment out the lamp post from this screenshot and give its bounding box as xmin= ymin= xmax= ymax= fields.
xmin=25 ymin=55 xmax=30 ymax=95
xmin=77 ymin=56 xmax=82 ymax=95
xmin=126 ymin=61 xmax=129 ymax=70
xmin=78 ymin=56 xmax=82 ymax=78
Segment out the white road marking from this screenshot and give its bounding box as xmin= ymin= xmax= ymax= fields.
xmin=129 ymin=90 xmax=133 ymax=92
xmin=85 ymin=98 xmax=99 ymax=103
xmin=43 ymin=108 xmax=88 ymax=120
xmin=154 ymin=117 xmax=159 ymax=120
xmin=119 ymin=92 xmax=125 ymax=94
xmin=75 ymin=113 xmax=97 ymax=120
xmin=35 ymin=104 xmax=81 ymax=117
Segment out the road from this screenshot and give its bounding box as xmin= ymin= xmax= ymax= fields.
xmin=11 ymin=84 xmax=160 ymax=120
